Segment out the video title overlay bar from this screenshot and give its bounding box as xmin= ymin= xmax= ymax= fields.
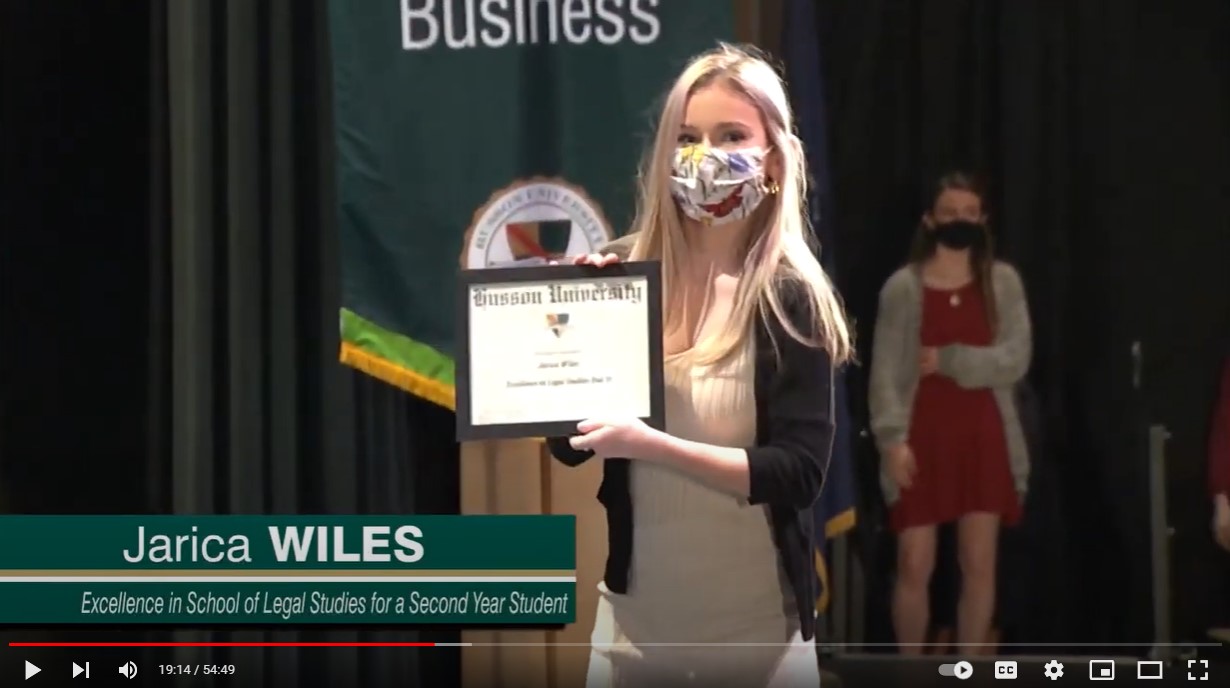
xmin=0 ymin=515 xmax=575 ymax=625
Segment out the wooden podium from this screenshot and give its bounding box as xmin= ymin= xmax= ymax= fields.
xmin=460 ymin=439 xmax=606 ymax=688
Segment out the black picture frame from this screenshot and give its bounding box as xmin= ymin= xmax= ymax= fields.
xmin=455 ymin=261 xmax=665 ymax=442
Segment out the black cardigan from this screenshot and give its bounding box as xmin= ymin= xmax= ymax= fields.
xmin=546 ymin=283 xmax=836 ymax=642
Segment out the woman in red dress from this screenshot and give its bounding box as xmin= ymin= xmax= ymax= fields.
xmin=870 ymin=172 xmax=1033 ymax=654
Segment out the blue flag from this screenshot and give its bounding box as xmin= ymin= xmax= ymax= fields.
xmin=783 ymin=0 xmax=857 ymax=615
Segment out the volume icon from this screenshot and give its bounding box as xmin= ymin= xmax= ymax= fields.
xmin=118 ymin=661 xmax=138 ymax=679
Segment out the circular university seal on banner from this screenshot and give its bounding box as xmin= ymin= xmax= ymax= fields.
xmin=462 ymin=177 xmax=614 ymax=269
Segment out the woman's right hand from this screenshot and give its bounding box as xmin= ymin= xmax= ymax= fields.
xmin=886 ymin=443 xmax=917 ymax=490
xmin=572 ymin=252 xmax=621 ymax=267
xmin=548 ymin=252 xmax=621 ymax=267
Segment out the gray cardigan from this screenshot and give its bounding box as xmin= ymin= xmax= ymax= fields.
xmin=868 ymin=262 xmax=1033 ymax=505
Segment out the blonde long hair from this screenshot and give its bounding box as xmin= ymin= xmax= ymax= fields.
xmin=627 ymin=44 xmax=853 ymax=365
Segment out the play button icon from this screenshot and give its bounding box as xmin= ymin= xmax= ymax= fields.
xmin=25 ymin=661 xmax=40 ymax=679
xmin=954 ymin=661 xmax=974 ymax=680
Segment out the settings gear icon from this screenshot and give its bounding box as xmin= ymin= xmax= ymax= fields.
xmin=1043 ymin=660 xmax=1065 ymax=680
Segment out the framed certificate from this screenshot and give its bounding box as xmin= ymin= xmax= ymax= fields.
xmin=455 ymin=262 xmax=665 ymax=441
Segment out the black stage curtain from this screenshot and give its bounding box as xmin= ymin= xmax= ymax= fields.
xmin=815 ymin=0 xmax=1230 ymax=651
xmin=0 ymin=1 xmax=460 ymax=686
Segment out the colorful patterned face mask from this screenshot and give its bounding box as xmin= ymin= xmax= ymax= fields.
xmin=669 ymin=145 xmax=769 ymax=225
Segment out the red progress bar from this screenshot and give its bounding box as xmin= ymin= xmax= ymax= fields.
xmin=10 ymin=642 xmax=440 ymax=647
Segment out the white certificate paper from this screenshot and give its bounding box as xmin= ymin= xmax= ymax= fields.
xmin=466 ymin=275 xmax=653 ymax=428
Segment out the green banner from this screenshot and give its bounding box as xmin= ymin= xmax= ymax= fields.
xmin=0 ymin=515 xmax=574 ymax=624
xmin=0 ymin=515 xmax=573 ymax=568
xmin=328 ymin=0 xmax=735 ymax=406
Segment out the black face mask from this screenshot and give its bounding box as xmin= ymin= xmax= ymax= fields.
xmin=931 ymin=220 xmax=986 ymax=250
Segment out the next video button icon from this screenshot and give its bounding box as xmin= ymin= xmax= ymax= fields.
xmin=939 ymin=661 xmax=974 ymax=680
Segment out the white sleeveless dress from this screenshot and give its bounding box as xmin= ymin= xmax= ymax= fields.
xmin=583 ymin=340 xmax=821 ymax=688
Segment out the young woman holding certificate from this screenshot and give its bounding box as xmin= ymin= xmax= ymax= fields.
xmin=546 ymin=44 xmax=852 ymax=688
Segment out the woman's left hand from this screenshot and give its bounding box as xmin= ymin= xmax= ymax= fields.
xmin=1214 ymin=494 xmax=1230 ymax=552
xmin=568 ymin=418 xmax=665 ymax=460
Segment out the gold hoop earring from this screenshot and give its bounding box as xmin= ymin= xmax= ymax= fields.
xmin=766 ymin=180 xmax=780 ymax=195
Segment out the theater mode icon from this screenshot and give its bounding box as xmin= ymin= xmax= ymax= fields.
xmin=1137 ymin=660 xmax=1163 ymax=680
